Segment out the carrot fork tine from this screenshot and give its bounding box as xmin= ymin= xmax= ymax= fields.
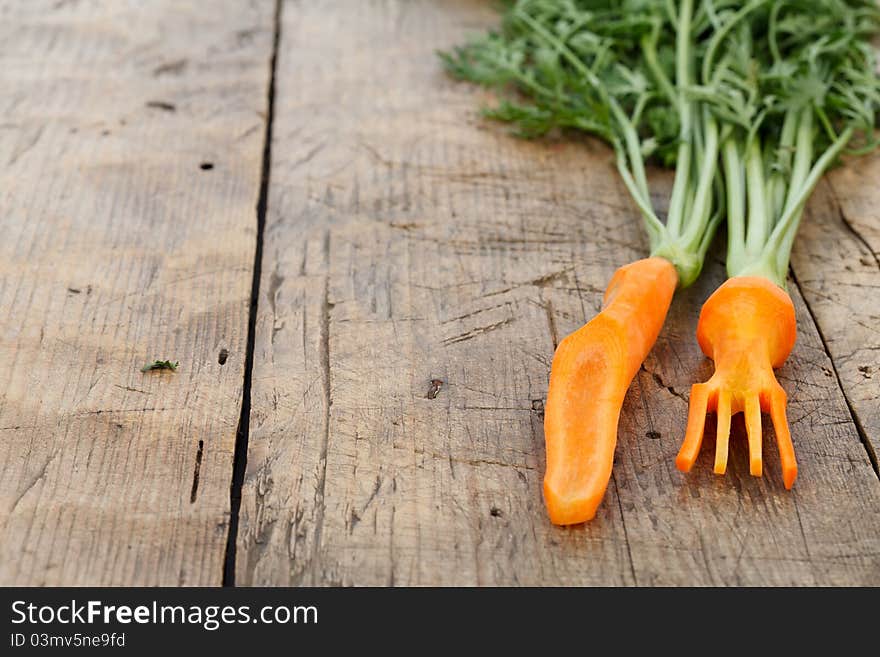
xmin=714 ymin=390 xmax=732 ymax=475
xmin=745 ymin=394 xmax=763 ymax=476
xmin=770 ymin=386 xmax=797 ymax=489
xmin=676 ymin=383 xmax=711 ymax=472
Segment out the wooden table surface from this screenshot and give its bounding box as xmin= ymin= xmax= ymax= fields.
xmin=1 ymin=0 xmax=878 ymax=586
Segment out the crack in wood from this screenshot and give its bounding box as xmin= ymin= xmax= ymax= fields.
xmin=544 ymin=298 xmax=559 ymax=350
xmin=442 ymin=317 xmax=514 ymax=346
xmin=308 ymin=272 xmax=333 ymax=586
xmin=827 ymin=179 xmax=880 ymax=270
xmin=641 ymin=364 xmax=689 ymax=405
xmin=788 ymin=267 xmax=879 ymax=478
xmin=190 ymin=440 xmax=205 ymax=504
xmin=4 ymin=450 xmax=58 ymax=524
xmin=611 ymin=470 xmax=639 ymax=586
xmin=222 ymin=0 xmax=283 ymax=587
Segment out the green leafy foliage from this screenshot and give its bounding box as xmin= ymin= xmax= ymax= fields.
xmin=693 ymin=0 xmax=880 ymax=284
xmin=439 ymin=1 xmax=671 ymax=156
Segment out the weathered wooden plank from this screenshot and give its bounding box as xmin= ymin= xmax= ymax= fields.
xmin=0 ymin=0 xmax=274 ymax=585
xmin=789 ymin=165 xmax=880 ymax=468
xmin=238 ymin=0 xmax=880 ymax=585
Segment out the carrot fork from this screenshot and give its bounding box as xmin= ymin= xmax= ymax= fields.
xmin=675 ymin=277 xmax=798 ymax=488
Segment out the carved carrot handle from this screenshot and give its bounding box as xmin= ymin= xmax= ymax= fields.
xmin=544 ymin=257 xmax=678 ymax=525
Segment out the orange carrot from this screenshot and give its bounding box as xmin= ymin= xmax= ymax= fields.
xmin=544 ymin=257 xmax=678 ymax=525
xmin=675 ymin=277 xmax=798 ymax=488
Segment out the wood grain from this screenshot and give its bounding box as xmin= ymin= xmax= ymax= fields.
xmin=0 ymin=0 xmax=274 ymax=585
xmin=237 ymin=0 xmax=880 ymax=585
xmin=790 ymin=166 xmax=880 ymax=469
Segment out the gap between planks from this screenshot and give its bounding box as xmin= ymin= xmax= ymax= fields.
xmin=222 ymin=0 xmax=284 ymax=587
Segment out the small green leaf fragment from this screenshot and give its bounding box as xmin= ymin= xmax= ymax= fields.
xmin=141 ymin=360 xmax=179 ymax=373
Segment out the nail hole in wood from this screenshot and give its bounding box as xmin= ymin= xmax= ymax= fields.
xmin=426 ymin=379 xmax=444 ymax=399
xmin=145 ymin=100 xmax=177 ymax=112
xmin=531 ymin=399 xmax=544 ymax=417
xmin=218 ymin=348 xmax=229 ymax=365
xmin=200 ymin=162 xmax=214 ymax=171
